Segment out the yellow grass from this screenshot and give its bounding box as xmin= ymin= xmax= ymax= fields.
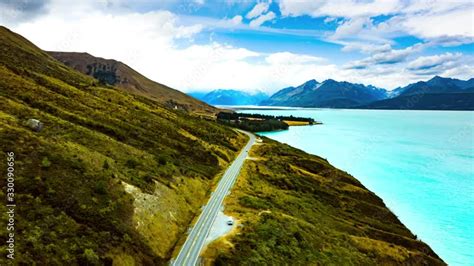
xmin=200 ymin=225 xmax=240 ymax=266
xmin=283 ymin=120 xmax=310 ymax=126
xmin=350 ymin=236 xmax=413 ymax=261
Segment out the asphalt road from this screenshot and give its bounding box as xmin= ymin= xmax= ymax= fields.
xmin=171 ymin=130 xmax=255 ymax=266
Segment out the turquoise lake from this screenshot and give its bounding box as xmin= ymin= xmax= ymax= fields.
xmin=241 ymin=108 xmax=474 ymax=265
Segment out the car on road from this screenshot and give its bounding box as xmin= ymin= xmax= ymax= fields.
xmin=227 ymin=220 xmax=234 ymax=226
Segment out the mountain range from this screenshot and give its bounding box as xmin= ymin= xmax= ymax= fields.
xmin=359 ymin=76 xmax=474 ymax=110
xmin=259 ymin=76 xmax=474 ymax=110
xmin=261 ymin=79 xmax=388 ymax=108
xmin=189 ymin=89 xmax=268 ymax=106
xmin=194 ymin=76 xmax=473 ymax=110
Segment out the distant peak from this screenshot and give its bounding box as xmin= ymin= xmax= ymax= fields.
xmin=426 ymin=75 xmax=453 ymax=86
xmin=323 ymin=79 xmax=337 ymax=84
xmin=429 ymin=75 xmax=446 ymax=81
xmin=300 ymin=79 xmax=318 ymax=89
xmin=48 ymin=51 xmax=91 ymax=56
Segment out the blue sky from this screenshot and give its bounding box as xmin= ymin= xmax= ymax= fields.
xmin=1 ymin=0 xmax=473 ymax=93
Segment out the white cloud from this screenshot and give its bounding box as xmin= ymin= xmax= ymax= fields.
xmin=246 ymin=1 xmax=271 ymax=19
xmin=344 ymin=52 xmax=474 ymax=87
xmin=279 ymin=0 xmax=402 ymax=18
xmin=249 ymin=11 xmax=276 ymax=27
xmin=345 ymin=43 xmax=425 ymax=69
xmin=400 ymin=7 xmax=474 ymax=39
xmin=331 ymin=17 xmax=372 ymax=40
xmin=328 ymin=17 xmax=392 ymax=44
xmin=407 ymin=53 xmax=463 ymax=71
xmin=341 ymin=43 xmax=392 ymax=54
xmin=229 ymin=15 xmax=243 ymax=25
xmin=280 ymin=0 xmax=474 ymax=44
xmin=405 ymin=52 xmax=474 ymax=80
xmin=265 ymin=52 xmax=325 ymax=65
xmin=323 ymin=17 xmax=336 ymax=24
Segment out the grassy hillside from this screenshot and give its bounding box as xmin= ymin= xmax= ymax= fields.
xmin=203 ymin=138 xmax=445 ymax=265
xmin=48 ymin=51 xmax=217 ymax=115
xmin=0 ymin=26 xmax=247 ymax=265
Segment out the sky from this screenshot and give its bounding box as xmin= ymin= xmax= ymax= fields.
xmin=0 ymin=0 xmax=473 ymax=93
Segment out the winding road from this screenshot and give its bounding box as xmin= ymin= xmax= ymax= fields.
xmin=171 ymin=130 xmax=255 ymax=266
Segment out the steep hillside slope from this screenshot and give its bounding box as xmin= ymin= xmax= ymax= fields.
xmin=0 ymin=26 xmax=247 ymax=265
xmin=48 ymin=51 xmax=217 ymax=115
xmin=204 ymin=138 xmax=444 ymax=265
xmin=261 ymin=79 xmax=387 ymax=107
xmin=190 ymin=89 xmax=268 ymax=106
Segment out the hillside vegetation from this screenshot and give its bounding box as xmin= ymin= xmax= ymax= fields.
xmin=203 ymin=138 xmax=445 ymax=265
xmin=0 ymin=26 xmax=247 ymax=265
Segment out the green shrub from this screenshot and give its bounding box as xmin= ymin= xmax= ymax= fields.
xmin=82 ymin=248 xmax=99 ymax=265
xmin=239 ymin=195 xmax=270 ymax=209
xmin=102 ymin=160 xmax=110 ymax=170
xmin=41 ymin=157 xmax=51 ymax=168
xmin=158 ymin=156 xmax=167 ymax=165
xmin=143 ymin=174 xmax=154 ymax=183
xmin=94 ymin=181 xmax=107 ymax=195
xmin=125 ymin=158 xmax=139 ymax=169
